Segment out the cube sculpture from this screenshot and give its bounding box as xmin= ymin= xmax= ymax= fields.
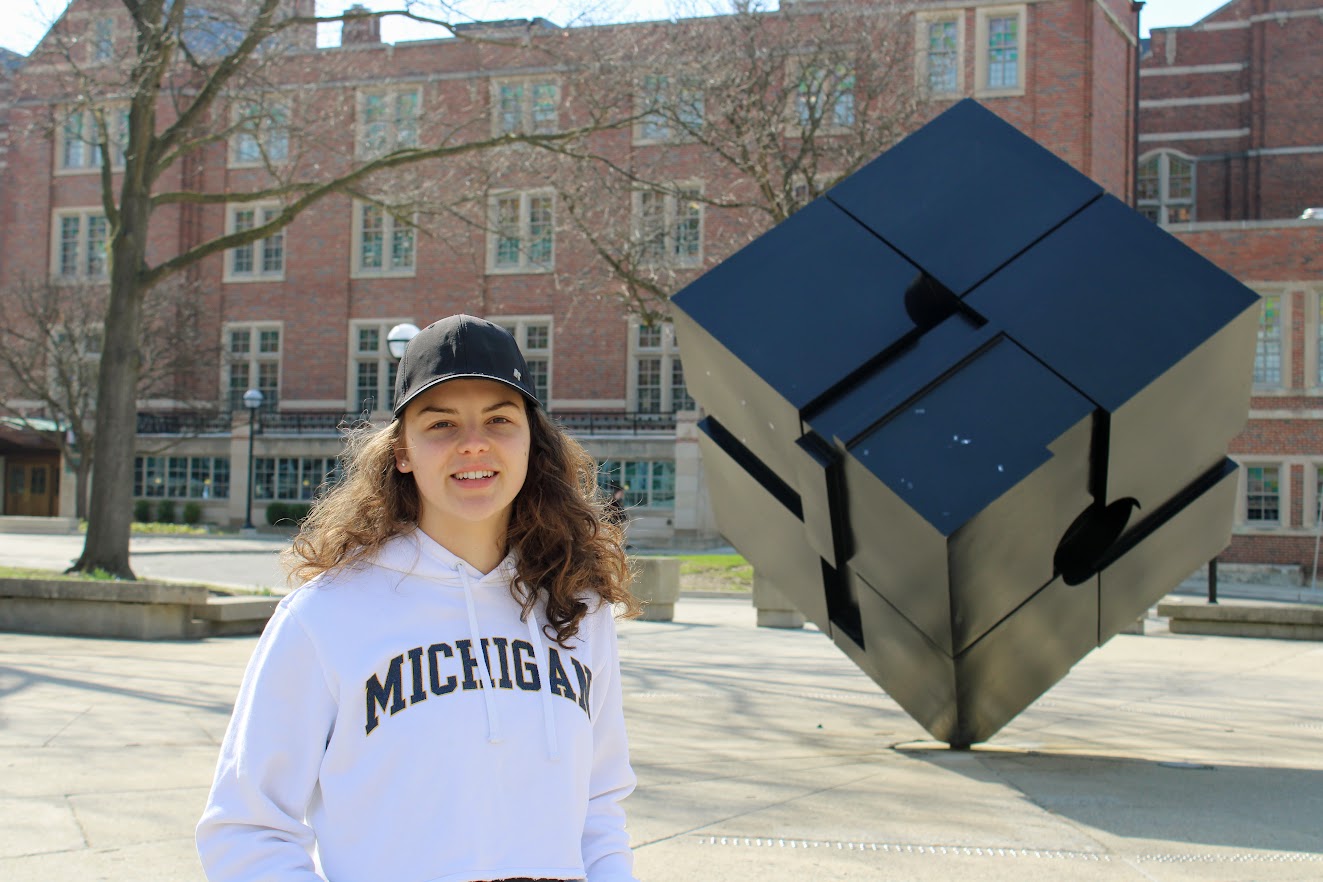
xmin=672 ymin=99 xmax=1260 ymax=747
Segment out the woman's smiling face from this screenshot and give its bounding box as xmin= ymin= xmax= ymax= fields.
xmin=395 ymin=378 xmax=531 ymax=548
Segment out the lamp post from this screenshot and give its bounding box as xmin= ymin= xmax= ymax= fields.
xmin=242 ymin=388 xmax=264 ymax=530
xmin=387 ymin=322 xmax=420 ymax=360
xmin=386 ymin=323 xmax=420 ymax=412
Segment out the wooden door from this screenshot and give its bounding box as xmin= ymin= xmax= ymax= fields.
xmin=4 ymin=457 xmax=59 ymax=517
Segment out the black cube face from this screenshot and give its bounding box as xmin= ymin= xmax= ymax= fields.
xmin=673 ymin=99 xmax=1260 ymax=746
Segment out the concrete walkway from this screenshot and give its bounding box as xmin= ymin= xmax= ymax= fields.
xmin=2 ymin=595 xmax=1321 ymax=881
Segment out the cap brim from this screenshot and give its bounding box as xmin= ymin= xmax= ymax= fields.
xmin=392 ymin=373 xmax=541 ymax=419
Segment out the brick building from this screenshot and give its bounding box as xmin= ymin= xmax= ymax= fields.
xmin=0 ymin=0 xmax=1141 ymax=542
xmin=1140 ymin=0 xmax=1323 ymax=575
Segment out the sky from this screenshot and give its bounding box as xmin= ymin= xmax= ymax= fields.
xmin=1 ymin=0 xmax=1235 ymax=56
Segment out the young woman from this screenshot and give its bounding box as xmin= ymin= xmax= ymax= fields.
xmin=197 ymin=315 xmax=641 ymax=882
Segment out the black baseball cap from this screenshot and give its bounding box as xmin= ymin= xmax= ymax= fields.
xmin=392 ymin=315 xmax=540 ymax=419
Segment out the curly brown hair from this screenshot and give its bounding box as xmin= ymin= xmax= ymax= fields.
xmin=284 ymin=405 xmax=638 ymax=645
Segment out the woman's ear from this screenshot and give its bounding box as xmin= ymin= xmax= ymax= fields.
xmin=394 ymin=442 xmax=413 ymax=474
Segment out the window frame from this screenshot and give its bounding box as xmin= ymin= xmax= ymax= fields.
xmin=1137 ymin=150 xmax=1196 ymax=226
xmin=633 ymin=73 xmax=705 ymax=145
xmin=974 ymin=5 xmax=1027 ymax=98
xmin=1253 ymin=290 xmax=1286 ymax=392
xmin=253 ymin=456 xmax=343 ymax=502
xmin=597 ymin=458 xmax=678 ymax=510
xmin=915 ymin=12 xmax=965 ymax=98
xmin=229 ymin=96 xmax=291 ymax=169
xmin=486 ymin=189 xmax=556 ymax=274
xmin=347 ymin=317 xmax=413 ymax=415
xmin=223 ymin=321 xmax=282 ymax=411
xmin=491 ymin=76 xmax=561 ymax=136
xmin=788 ymin=60 xmax=857 ymax=134
xmin=134 ymin=455 xmax=231 ymax=500
xmin=489 ymin=315 xmax=553 ymax=406
xmin=350 ymin=201 xmax=417 ymax=278
xmin=627 ymin=320 xmax=695 ymax=415
xmin=632 ymin=183 xmax=705 ymax=270
xmin=50 ymin=207 xmax=111 ymax=282
xmin=1240 ymin=462 xmax=1283 ymax=528
xmin=91 ymin=15 xmax=116 ymax=64
xmin=55 ymin=104 xmax=130 ymax=175
xmin=224 ymin=202 xmax=286 ymax=282
xmin=356 ymin=86 xmax=422 ymax=159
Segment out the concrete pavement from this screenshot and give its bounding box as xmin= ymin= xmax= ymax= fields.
xmin=2 ymin=593 xmax=1322 ymax=881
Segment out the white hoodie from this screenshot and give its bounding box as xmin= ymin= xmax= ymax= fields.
xmin=196 ymin=529 xmax=638 ymax=882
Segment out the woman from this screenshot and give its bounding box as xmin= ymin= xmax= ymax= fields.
xmin=197 ymin=315 xmax=641 ymax=882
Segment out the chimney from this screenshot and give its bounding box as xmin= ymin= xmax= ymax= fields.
xmin=342 ymin=4 xmax=381 ymax=45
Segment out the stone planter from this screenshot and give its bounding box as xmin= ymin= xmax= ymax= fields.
xmin=0 ymin=577 xmax=279 ymax=640
xmin=630 ymin=556 xmax=681 ymax=622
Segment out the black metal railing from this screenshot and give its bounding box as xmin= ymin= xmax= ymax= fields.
xmin=550 ymin=411 xmax=678 ymax=435
xmin=137 ymin=408 xmax=681 ymax=437
xmin=136 ymin=411 xmax=233 ymax=435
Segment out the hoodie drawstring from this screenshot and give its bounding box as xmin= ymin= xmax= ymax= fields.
xmin=457 ymin=562 xmax=502 ymax=744
xmin=523 ymin=601 xmax=561 ymax=762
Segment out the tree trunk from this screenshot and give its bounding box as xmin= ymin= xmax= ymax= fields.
xmin=74 ymin=454 xmax=92 ymax=522
xmin=71 ymin=206 xmax=149 ymax=578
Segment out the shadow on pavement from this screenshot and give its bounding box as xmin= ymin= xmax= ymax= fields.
xmin=901 ymin=746 xmax=1323 ymax=856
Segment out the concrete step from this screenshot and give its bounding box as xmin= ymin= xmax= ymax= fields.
xmin=1158 ymin=597 xmax=1323 ymax=641
xmin=0 ymin=515 xmax=78 ymax=534
xmin=189 ymin=594 xmax=280 ymax=637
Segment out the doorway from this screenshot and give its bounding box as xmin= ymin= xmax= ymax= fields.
xmin=4 ymin=455 xmax=60 ymax=516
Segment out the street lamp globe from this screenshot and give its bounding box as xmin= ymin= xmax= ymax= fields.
xmin=386 ymin=322 xmax=421 ymax=360
xmin=242 ymin=388 xmax=264 ymax=410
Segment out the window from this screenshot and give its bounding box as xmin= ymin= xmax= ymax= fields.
xmin=488 ymin=190 xmax=554 ymax=273
xmin=92 ymin=16 xmax=115 ymax=63
xmin=51 ymin=209 xmax=110 ymax=280
xmin=226 ymin=324 xmax=280 ymax=410
xmin=57 ymin=105 xmax=129 ymax=172
xmin=1137 ymin=151 xmax=1194 ymax=225
xmin=135 ymin=456 xmax=230 ymax=499
xmin=597 ymin=459 xmax=677 ymax=509
xmin=231 ymin=98 xmax=290 ymax=167
xmin=352 ymin=202 xmax=416 ymax=277
xmin=492 ymin=78 xmax=559 ymax=135
xmin=359 ymin=88 xmax=420 ymax=158
xmin=225 ymin=204 xmax=285 ymax=280
xmin=975 ymin=6 xmax=1026 ymax=96
xmin=1315 ymin=466 xmax=1323 ymax=526
xmin=634 ymin=185 xmax=703 ymax=268
xmin=1245 ymin=465 xmax=1280 ymax=525
xmin=1255 ymin=294 xmax=1281 ymax=388
xmin=917 ymin=15 xmax=963 ymax=97
xmin=631 ymin=321 xmax=695 ymax=414
xmin=794 ymin=64 xmax=855 ymax=131
xmin=254 ymin=456 xmax=342 ymax=501
xmin=635 ymin=74 xmax=704 ymax=143
xmin=349 ymin=319 xmax=408 ymax=413
xmin=490 ymin=317 xmax=552 ymax=406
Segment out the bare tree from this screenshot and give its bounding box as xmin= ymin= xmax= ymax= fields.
xmin=552 ymin=0 xmax=925 ymax=320
xmin=11 ymin=0 xmax=624 ymax=577
xmin=0 ymin=276 xmax=216 ymax=519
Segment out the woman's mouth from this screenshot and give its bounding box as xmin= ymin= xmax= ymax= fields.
xmin=453 ymin=470 xmax=496 ymax=481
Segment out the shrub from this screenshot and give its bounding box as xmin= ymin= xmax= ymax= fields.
xmin=266 ymin=501 xmax=311 ymax=527
xmin=155 ymin=499 xmax=177 ymax=523
xmin=133 ymin=499 xmax=152 ymax=523
xmin=182 ymin=501 xmax=203 ymax=525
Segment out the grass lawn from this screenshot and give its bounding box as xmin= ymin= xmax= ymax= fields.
xmin=0 ymin=565 xmax=130 ymax=582
xmin=675 ymin=553 xmax=753 ymax=592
